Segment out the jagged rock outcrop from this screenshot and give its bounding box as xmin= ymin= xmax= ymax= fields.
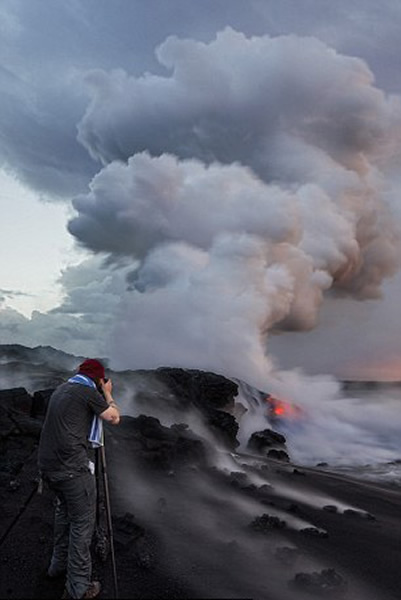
xmin=135 ymin=367 xmax=240 ymax=449
xmin=247 ymin=428 xmax=289 ymax=460
xmin=107 ymin=415 xmax=208 ymax=472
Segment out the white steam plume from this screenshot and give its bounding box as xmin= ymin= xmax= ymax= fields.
xmin=66 ymin=29 xmax=401 ymax=386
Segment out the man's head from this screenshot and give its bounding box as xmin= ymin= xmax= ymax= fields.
xmin=78 ymin=359 xmax=105 ymax=382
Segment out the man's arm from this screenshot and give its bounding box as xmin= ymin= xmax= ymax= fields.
xmin=99 ymin=378 xmax=120 ymax=425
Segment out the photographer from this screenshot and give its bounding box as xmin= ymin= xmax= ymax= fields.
xmin=38 ymin=359 xmax=120 ymax=599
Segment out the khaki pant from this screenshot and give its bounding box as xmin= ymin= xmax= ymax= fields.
xmin=47 ymin=471 xmax=96 ymax=599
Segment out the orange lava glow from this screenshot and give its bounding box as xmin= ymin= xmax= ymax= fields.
xmin=266 ymin=396 xmax=303 ymax=419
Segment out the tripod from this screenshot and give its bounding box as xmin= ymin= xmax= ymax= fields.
xmin=95 ymin=443 xmax=119 ymax=599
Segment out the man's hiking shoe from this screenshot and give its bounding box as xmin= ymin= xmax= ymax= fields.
xmin=82 ymin=582 xmax=101 ymax=599
xmin=61 ymin=581 xmax=101 ymax=599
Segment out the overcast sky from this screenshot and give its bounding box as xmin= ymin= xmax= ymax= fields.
xmin=1 ymin=0 xmax=401 ymax=383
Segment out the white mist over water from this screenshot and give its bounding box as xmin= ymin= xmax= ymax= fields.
xmin=235 ymin=372 xmax=401 ymax=481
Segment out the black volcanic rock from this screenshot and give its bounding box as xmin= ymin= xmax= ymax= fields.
xmin=7 ymin=413 xmax=43 ymax=437
xmin=0 ymin=387 xmax=32 ymax=415
xmin=250 ymin=513 xmax=287 ymax=533
xmin=112 ymin=512 xmax=145 ymax=548
xmin=0 ymin=350 xmax=239 ymax=451
xmin=0 ymin=389 xmax=41 ymax=517
xmin=300 ymin=527 xmax=329 ymax=538
xmin=0 ymin=388 xmax=42 ymax=478
xmin=267 ymin=449 xmax=290 ymax=462
xmin=31 ymin=389 xmax=55 ymax=419
xmin=156 ymin=367 xmax=238 ymax=411
xmin=343 ymin=508 xmax=376 ymax=521
xmin=204 ymin=406 xmax=239 ymax=448
xmin=247 ymin=428 xmax=287 ymax=454
xmin=154 ymin=367 xmax=240 ymax=448
xmin=229 ymin=470 xmax=249 ymax=488
xmin=290 ymin=568 xmax=347 ymax=596
xmin=323 ymin=505 xmax=339 ymax=513
xmin=107 ymin=414 xmax=208 ymax=472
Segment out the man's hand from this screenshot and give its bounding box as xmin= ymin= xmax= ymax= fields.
xmin=99 ymin=378 xmax=120 ymax=425
xmin=101 ymin=378 xmax=113 ymax=396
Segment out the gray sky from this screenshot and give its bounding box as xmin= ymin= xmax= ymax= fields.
xmin=1 ymin=0 xmax=401 ymax=383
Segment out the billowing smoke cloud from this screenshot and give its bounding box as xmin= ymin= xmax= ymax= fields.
xmin=3 ymin=1 xmax=401 ymax=200
xmin=65 ymin=30 xmax=401 ymax=385
xmin=77 ymin=29 xmax=400 ymax=174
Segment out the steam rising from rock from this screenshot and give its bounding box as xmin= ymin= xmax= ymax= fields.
xmin=66 ymin=29 xmax=400 ymax=381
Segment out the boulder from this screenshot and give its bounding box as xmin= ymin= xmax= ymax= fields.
xmin=300 ymin=527 xmax=329 ymax=538
xmin=112 ymin=512 xmax=145 ymax=548
xmin=250 ymin=513 xmax=287 ymax=533
xmin=267 ymin=449 xmax=290 ymax=462
xmin=247 ymin=428 xmax=287 ymax=455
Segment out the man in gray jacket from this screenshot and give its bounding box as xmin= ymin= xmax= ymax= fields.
xmin=38 ymin=359 xmax=120 ymax=599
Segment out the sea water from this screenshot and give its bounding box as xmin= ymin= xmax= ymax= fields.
xmin=321 ymin=384 xmax=401 ymax=487
xmin=236 ymin=380 xmax=401 ymax=487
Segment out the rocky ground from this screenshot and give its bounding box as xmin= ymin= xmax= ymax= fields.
xmin=1 ymin=360 xmax=400 ymax=600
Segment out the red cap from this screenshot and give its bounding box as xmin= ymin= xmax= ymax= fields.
xmin=78 ymin=359 xmax=105 ymax=381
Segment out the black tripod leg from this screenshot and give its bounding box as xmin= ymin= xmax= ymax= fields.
xmin=95 ymin=450 xmax=100 ymax=526
xmin=100 ymin=444 xmax=119 ymax=599
xmin=94 ymin=449 xmax=108 ymax=562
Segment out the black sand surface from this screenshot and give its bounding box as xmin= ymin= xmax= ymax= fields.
xmin=1 ymin=365 xmax=400 ymax=600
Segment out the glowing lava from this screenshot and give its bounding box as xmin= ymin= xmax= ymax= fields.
xmin=266 ymin=396 xmax=303 ymax=420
